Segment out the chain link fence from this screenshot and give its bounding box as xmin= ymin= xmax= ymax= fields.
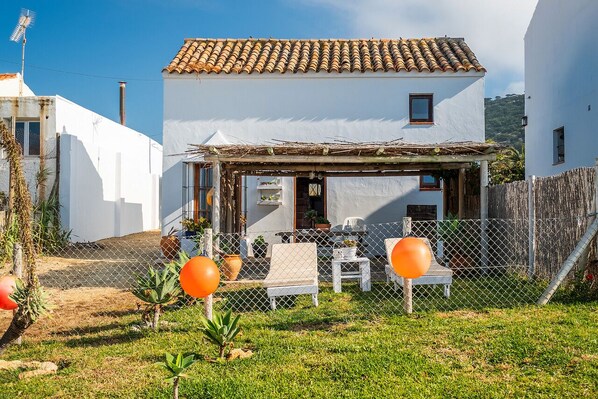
xmin=0 ymin=217 xmax=589 ymax=340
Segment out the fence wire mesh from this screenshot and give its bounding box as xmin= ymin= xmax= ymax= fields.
xmin=0 ymin=217 xmax=591 ymax=341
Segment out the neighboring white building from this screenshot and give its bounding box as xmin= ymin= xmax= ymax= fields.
xmin=0 ymin=80 xmax=162 ymax=242
xmin=524 ymin=0 xmax=598 ymax=177
xmin=162 ymin=38 xmax=486 ymax=234
xmin=0 ymin=73 xmax=35 ymax=97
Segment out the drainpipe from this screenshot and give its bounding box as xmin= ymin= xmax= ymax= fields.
xmin=118 ymin=81 xmax=126 ymax=125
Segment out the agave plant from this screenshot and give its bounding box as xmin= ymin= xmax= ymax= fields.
xmin=132 ymin=266 xmax=181 ymax=330
xmin=200 ymin=309 xmax=241 ymax=359
xmin=157 ymin=352 xmax=197 ymax=399
xmin=9 ymin=279 xmax=51 ymax=322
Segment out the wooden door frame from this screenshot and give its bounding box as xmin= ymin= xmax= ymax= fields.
xmin=293 ymin=176 xmax=327 ymax=229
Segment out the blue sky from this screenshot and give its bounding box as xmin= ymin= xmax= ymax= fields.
xmin=0 ymin=0 xmax=537 ymax=143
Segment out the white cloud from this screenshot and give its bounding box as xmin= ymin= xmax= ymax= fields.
xmin=501 ymin=81 xmax=525 ymax=96
xmin=300 ymin=0 xmax=538 ymax=94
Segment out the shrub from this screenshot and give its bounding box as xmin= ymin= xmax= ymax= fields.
xmin=157 ymin=352 xmax=197 ymax=399
xmin=200 ymin=309 xmax=241 ymax=359
xmin=132 ymin=266 xmax=181 ymax=330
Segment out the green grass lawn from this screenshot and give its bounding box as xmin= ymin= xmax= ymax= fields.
xmin=1 ymin=289 xmax=597 ymax=398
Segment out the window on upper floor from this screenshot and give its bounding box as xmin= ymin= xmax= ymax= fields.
xmin=553 ymin=126 xmax=565 ymax=165
xmin=15 ymin=120 xmax=41 ymax=156
xmin=409 ymin=94 xmax=434 ymax=123
xmin=419 ymin=175 xmax=441 ymax=191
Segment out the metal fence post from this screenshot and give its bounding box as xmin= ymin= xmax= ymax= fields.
xmin=402 ymin=217 xmax=413 ymax=314
xmin=480 ymin=160 xmax=489 ymax=273
xmin=528 ymin=175 xmax=536 ymax=279
xmin=203 ymin=228 xmax=214 ymax=321
xmin=12 ymin=242 xmax=22 ymax=345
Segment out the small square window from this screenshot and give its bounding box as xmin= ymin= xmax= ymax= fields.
xmin=553 ymin=127 xmax=565 ymax=165
xmin=409 ymin=94 xmax=433 ymax=123
xmin=420 ymin=175 xmax=441 ymax=191
xmin=14 ymin=120 xmax=41 ymax=156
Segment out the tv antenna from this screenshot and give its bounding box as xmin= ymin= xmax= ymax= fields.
xmin=9 ymin=9 xmax=35 ymax=96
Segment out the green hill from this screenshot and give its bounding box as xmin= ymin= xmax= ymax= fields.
xmin=485 ymin=94 xmax=524 ymax=149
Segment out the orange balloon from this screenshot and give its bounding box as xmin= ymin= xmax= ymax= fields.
xmin=0 ymin=276 xmax=18 ymax=311
xmin=391 ymin=237 xmax=432 ymax=279
xmin=179 ymin=256 xmax=220 ymax=298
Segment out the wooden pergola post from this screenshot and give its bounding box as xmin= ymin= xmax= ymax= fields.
xmin=212 ymin=161 xmax=221 ymax=236
xmin=458 ymin=168 xmax=465 ymax=219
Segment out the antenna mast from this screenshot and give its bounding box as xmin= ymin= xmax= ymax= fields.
xmin=9 ymin=9 xmax=35 ymax=97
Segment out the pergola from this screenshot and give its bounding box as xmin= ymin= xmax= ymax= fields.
xmin=186 ymin=140 xmax=499 ymax=234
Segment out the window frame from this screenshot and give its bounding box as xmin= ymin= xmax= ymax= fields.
xmin=15 ymin=119 xmax=41 ymax=157
xmin=409 ymin=94 xmax=434 ymax=124
xmin=419 ymin=175 xmax=441 ymax=191
xmin=553 ymin=126 xmax=565 ymax=165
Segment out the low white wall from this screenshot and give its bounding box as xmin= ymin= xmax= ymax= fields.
xmin=57 ymin=96 xmax=162 ymax=242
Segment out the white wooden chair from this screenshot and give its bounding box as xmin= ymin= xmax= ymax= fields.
xmin=263 ymin=243 xmax=319 ymax=310
xmin=384 ymin=237 xmax=453 ymax=297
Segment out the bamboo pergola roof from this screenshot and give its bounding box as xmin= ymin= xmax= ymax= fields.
xmin=187 ymin=140 xmax=499 ymax=177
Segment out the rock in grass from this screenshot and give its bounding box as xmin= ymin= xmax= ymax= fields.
xmin=226 ymin=348 xmax=253 ymax=361
xmin=0 ymin=359 xmax=58 ymax=379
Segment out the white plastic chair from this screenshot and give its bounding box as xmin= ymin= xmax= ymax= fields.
xmin=343 ymin=217 xmax=367 ymax=232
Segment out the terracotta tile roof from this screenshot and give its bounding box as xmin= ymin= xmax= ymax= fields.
xmin=0 ymin=73 xmax=17 ymax=81
xmin=164 ymin=38 xmax=485 ymax=75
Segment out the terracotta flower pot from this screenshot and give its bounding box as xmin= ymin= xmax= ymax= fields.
xmin=222 ymin=254 xmax=243 ymax=281
xmin=160 ymin=235 xmax=180 ymax=261
xmin=315 ymin=223 xmax=331 ymax=232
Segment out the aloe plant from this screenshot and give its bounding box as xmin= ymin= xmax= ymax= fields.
xmin=157 ymin=352 xmax=197 ymax=399
xmin=132 ymin=266 xmax=181 ymax=330
xmin=200 ymin=309 xmax=241 ymax=358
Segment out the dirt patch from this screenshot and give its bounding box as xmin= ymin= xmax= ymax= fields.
xmin=0 ymin=231 xmax=162 ymax=341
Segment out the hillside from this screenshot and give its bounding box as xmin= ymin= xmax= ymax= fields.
xmin=485 ymin=94 xmax=525 ymax=149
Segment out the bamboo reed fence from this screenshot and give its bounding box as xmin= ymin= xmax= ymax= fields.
xmin=488 ymin=167 xmax=596 ymax=279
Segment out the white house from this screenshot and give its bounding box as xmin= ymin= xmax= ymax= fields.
xmin=0 ymin=78 xmax=162 ymax=242
xmin=524 ymin=0 xmax=598 ymax=177
xmin=162 ymin=38 xmax=486 ymax=235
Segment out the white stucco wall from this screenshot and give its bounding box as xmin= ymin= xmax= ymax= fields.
xmin=524 ymin=0 xmax=598 ymax=177
xmin=0 ymin=73 xmax=35 ymax=97
xmin=56 ymin=96 xmax=162 ymax=242
xmin=163 ymin=72 xmax=485 ymax=234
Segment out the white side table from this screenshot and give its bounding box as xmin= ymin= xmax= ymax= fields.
xmin=331 ymin=257 xmax=371 ymax=293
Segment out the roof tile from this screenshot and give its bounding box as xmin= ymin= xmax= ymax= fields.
xmin=164 ymin=38 xmax=486 ymax=75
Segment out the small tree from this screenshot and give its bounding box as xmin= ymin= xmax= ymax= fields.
xmin=489 ymin=145 xmax=525 ymax=185
xmin=200 ymin=309 xmax=241 ymax=359
xmin=157 ymin=353 xmax=197 ymax=399
xmin=0 ymin=121 xmax=50 ymax=353
xmin=132 ymin=266 xmax=181 ymax=330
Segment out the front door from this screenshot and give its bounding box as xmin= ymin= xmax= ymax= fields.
xmin=295 ymin=177 xmax=326 ymax=229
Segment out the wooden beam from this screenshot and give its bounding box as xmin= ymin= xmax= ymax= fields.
xmin=233 ymin=170 xmax=454 ymax=177
xmin=206 ymin=153 xmax=496 ymax=164
xmin=223 ymin=162 xmax=472 ymax=172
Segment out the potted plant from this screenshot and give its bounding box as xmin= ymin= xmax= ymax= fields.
xmin=315 ymin=216 xmax=331 ymax=231
xmin=438 ymin=213 xmax=476 ymax=273
xmin=335 ymin=239 xmax=357 ymax=260
xmin=160 ymin=227 xmax=180 ymax=261
xmin=304 ymin=209 xmax=318 ymax=228
xmin=181 ymin=217 xmax=211 ymax=238
xmin=220 ymin=237 xmax=243 ymax=281
xmin=252 ymin=235 xmax=268 ymax=258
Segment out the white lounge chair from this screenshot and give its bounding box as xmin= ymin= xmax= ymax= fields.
xmin=384 ymin=237 xmax=453 ymax=297
xmin=263 ymin=243 xmax=319 ymax=310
